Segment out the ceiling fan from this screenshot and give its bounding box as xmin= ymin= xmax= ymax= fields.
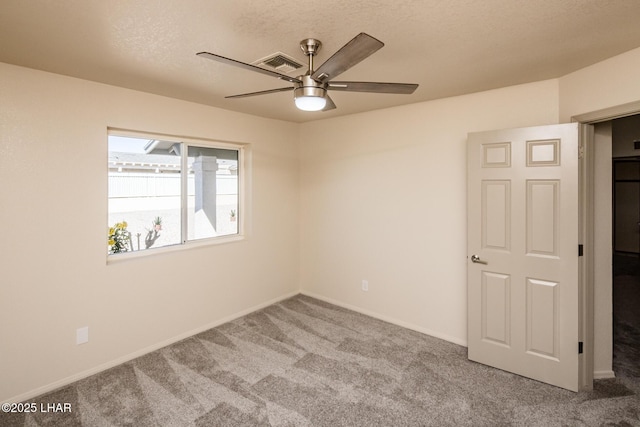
xmin=197 ymin=33 xmax=419 ymax=112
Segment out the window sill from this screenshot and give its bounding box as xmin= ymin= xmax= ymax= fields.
xmin=107 ymin=234 xmax=245 ymax=264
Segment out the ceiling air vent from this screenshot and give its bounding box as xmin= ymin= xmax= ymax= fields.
xmin=253 ymin=52 xmax=303 ymax=74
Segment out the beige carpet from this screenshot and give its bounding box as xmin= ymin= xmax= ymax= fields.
xmin=2 ymin=294 xmax=639 ymax=426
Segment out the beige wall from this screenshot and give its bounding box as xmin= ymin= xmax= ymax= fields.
xmin=299 ymin=80 xmax=560 ymax=345
xmin=559 ymin=46 xmax=640 ymax=122
xmin=0 ymin=63 xmax=300 ymax=402
xmin=3 ymin=44 xmax=640 ymax=402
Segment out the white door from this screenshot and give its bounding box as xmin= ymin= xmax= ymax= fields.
xmin=467 ymin=123 xmax=581 ymax=392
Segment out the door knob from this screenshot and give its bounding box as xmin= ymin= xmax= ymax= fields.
xmin=471 ymin=254 xmax=488 ymax=264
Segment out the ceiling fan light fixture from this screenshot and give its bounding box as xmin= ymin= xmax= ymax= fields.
xmin=295 ymin=95 xmax=326 ymax=111
xmin=294 ymin=86 xmax=326 ymax=111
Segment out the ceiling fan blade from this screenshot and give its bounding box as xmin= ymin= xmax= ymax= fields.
xmin=197 ymin=52 xmax=301 ymax=84
xmin=323 ymin=94 xmax=336 ymax=111
xmin=311 ymin=33 xmax=384 ymax=82
xmin=225 ymin=87 xmax=293 ymax=99
xmin=328 ymin=81 xmax=418 ymax=94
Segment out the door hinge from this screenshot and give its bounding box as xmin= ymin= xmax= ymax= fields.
xmin=579 ymin=342 xmax=583 ymax=354
xmin=578 ymin=144 xmax=585 ymax=159
xmin=578 ymin=244 xmax=584 ymax=257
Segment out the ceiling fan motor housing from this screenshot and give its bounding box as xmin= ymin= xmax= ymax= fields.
xmin=294 ymin=75 xmax=328 ymax=111
xmin=294 ymin=75 xmax=327 ymax=98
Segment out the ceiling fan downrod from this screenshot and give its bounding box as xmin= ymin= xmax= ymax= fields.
xmin=299 ymin=38 xmax=321 ymax=75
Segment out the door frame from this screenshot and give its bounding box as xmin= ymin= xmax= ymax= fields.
xmin=573 ymin=100 xmax=640 ymax=387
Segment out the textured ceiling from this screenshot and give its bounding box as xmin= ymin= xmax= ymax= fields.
xmin=2 ymin=0 xmax=640 ymax=123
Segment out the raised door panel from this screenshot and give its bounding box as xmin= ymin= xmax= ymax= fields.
xmin=526 ymin=180 xmax=559 ymax=258
xmin=526 ymin=278 xmax=559 ymax=360
xmin=482 ymin=180 xmax=511 ymax=252
xmin=481 ymin=271 xmax=511 ymax=347
xmin=527 ymin=139 xmax=560 ymax=167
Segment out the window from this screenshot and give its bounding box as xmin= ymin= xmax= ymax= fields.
xmin=108 ymin=133 xmax=241 ymax=255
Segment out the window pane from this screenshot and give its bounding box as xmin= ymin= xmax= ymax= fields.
xmin=108 ymin=136 xmax=182 ymax=253
xmin=187 ymin=145 xmax=239 ymax=240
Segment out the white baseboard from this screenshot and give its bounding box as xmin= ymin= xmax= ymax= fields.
xmin=300 ymin=291 xmax=468 ymax=347
xmin=3 ymin=291 xmax=299 ymax=404
xmin=593 ymin=370 xmax=616 ymax=380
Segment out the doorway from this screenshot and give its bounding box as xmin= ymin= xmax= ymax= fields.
xmin=611 ymin=115 xmax=640 ymax=378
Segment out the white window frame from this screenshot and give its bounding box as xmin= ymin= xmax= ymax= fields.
xmin=107 ymin=128 xmax=246 ymax=262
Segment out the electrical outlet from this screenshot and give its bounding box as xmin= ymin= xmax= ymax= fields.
xmin=362 ymin=280 xmax=369 ymax=291
xmin=76 ymin=327 xmax=89 ymax=345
